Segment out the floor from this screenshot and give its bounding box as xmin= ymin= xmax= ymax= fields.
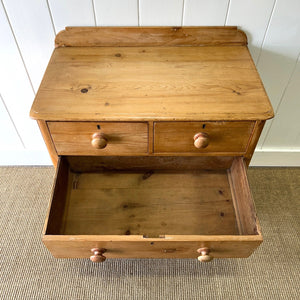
xmin=0 ymin=167 xmax=299 ymax=300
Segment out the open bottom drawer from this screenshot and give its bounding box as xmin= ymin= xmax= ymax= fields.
xmin=43 ymin=156 xmax=262 ymax=261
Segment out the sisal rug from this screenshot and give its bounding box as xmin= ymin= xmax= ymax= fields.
xmin=0 ymin=167 xmax=299 ymax=299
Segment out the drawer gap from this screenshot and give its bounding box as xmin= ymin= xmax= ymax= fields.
xmin=143 ymin=235 xmax=165 ymax=239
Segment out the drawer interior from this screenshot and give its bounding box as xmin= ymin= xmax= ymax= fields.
xmin=45 ymin=156 xmax=259 ymax=238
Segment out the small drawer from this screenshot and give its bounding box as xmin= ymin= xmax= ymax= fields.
xmin=43 ymin=156 xmax=262 ymax=261
xmin=154 ymin=121 xmax=255 ymax=154
xmin=48 ymin=122 xmax=148 ymax=155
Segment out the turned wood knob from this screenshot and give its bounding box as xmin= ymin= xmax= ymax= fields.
xmin=197 ymin=247 xmax=213 ymax=262
xmin=91 ymin=133 xmax=107 ymax=149
xmin=90 ymin=248 xmax=106 ymax=263
xmin=194 ymin=132 xmax=209 ymax=149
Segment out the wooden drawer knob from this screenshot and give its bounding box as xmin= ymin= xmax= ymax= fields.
xmin=194 ymin=132 xmax=209 ymax=149
xmin=197 ymin=247 xmax=213 ymax=262
xmin=91 ymin=133 xmax=107 ymax=149
xmin=90 ymin=248 xmax=106 ymax=263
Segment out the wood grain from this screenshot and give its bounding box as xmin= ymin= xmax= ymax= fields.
xmin=37 ymin=120 xmax=58 ymax=167
xmin=154 ymin=121 xmax=254 ymax=153
xmin=55 ymin=26 xmax=247 ymax=48
xmin=245 ymin=120 xmax=265 ymax=166
xmin=34 ymin=27 xmax=269 ymax=260
xmin=30 ymin=46 xmax=273 ymax=121
xmin=61 ymin=170 xmax=237 ymax=236
xmin=48 ymin=122 xmax=148 ymax=155
xmin=43 ymin=236 xmax=262 ymax=259
xmin=148 ymin=121 xmax=154 ymax=154
xmin=43 ymin=158 xmax=70 ymax=234
xmin=45 ymin=158 xmax=236 ymax=236
xmin=43 ymin=156 xmax=262 ymax=258
xmin=66 ymin=156 xmax=235 ymax=172
xmin=228 ymin=157 xmax=260 ymax=235
xmin=73 ymin=171 xmax=229 ymax=190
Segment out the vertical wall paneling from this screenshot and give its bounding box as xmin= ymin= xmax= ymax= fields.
xmin=183 ymin=0 xmax=229 ymax=26
xmin=263 ymin=56 xmax=300 ymax=149
xmin=0 ymin=0 xmax=299 ymax=165
xmin=0 ymin=2 xmax=45 ymax=149
xmin=256 ymin=0 xmax=300 ymax=148
xmin=94 ymin=0 xmax=138 ymax=26
xmin=0 ymin=94 xmax=23 ymax=149
xmin=139 ymin=0 xmax=184 ymax=26
xmin=2 ymin=0 xmax=55 ymax=92
xmin=226 ymin=0 xmax=276 ymax=64
xmin=48 ymin=0 xmax=96 ymax=33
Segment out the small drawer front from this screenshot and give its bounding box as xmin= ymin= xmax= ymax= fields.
xmin=154 ymin=121 xmax=254 ymax=153
xmin=48 ymin=122 xmax=148 ymax=155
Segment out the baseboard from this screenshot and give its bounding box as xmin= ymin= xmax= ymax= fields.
xmin=250 ymin=150 xmax=300 ymax=167
xmin=0 ymin=150 xmax=299 ymax=166
xmin=0 ymin=150 xmax=52 ymax=166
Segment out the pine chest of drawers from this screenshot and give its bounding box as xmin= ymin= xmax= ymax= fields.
xmin=30 ymin=27 xmax=274 ymax=263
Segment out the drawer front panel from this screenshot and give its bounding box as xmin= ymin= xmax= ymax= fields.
xmin=43 ymin=237 xmax=262 ymax=259
xmin=48 ymin=122 xmax=148 ymax=155
xmin=154 ymin=121 xmax=254 ymax=153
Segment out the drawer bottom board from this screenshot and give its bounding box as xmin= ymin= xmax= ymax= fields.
xmin=52 ymin=170 xmax=238 ymax=236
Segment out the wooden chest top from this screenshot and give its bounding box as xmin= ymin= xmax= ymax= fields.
xmin=30 ymin=27 xmax=273 ymax=121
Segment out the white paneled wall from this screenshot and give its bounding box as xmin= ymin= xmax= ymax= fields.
xmin=94 ymin=0 xmax=138 ymax=26
xmin=2 ymin=0 xmax=55 ymax=92
xmin=0 ymin=0 xmax=299 ymax=165
xmin=226 ymin=0 xmax=276 ymax=64
xmin=263 ymin=56 xmax=300 ymax=149
xmin=255 ymin=0 xmax=300 ymax=150
xmin=0 ymin=94 xmax=22 ymax=149
xmin=139 ymin=0 xmax=184 ymax=26
xmin=0 ymin=2 xmax=46 ymax=150
xmin=48 ymin=0 xmax=95 ymax=33
xmin=183 ymin=0 xmax=229 ymax=26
